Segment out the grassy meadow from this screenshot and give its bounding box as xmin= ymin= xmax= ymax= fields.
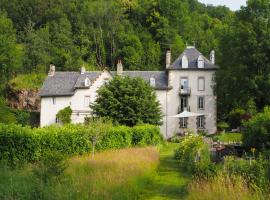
xmin=0 ymin=147 xmax=159 ymax=200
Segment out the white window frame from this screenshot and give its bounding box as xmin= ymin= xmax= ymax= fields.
xmin=180 ymin=118 xmax=188 ymax=128
xmin=198 ymin=77 xmax=205 ymax=91
xmin=150 ymin=77 xmax=156 ymax=87
xmin=198 ymin=96 xmax=205 ymax=110
xmin=84 ymin=96 xmax=91 ymax=107
xmin=197 ymin=116 xmax=205 ymax=129
xmin=180 ymin=77 xmax=189 ymax=89
xmin=52 ymin=97 xmax=56 ymax=105
xmin=197 ymin=55 xmax=204 ymax=68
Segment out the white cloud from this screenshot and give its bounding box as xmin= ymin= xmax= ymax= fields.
xmin=199 ymin=0 xmax=246 ymax=11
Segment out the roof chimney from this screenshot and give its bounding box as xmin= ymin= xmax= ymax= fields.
xmin=166 ymin=50 xmax=171 ymax=69
xmin=48 ymin=64 xmax=55 ymax=76
xmin=210 ymin=50 xmax=215 ymax=64
xmin=81 ymin=65 xmax=86 ymax=74
xmin=117 ymin=60 xmax=123 ymax=75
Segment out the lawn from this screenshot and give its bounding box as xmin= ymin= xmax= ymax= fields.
xmin=213 ymin=133 xmax=242 ymax=143
xmin=140 ymin=143 xmax=190 ymax=200
xmin=0 ymin=147 xmax=159 ymax=200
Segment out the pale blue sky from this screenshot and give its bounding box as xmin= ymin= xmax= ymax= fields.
xmin=199 ymin=0 xmax=247 ymax=11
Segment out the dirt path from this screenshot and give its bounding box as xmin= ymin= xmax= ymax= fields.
xmin=140 ymin=143 xmax=190 ymax=200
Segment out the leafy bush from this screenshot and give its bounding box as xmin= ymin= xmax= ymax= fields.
xmin=91 ymin=76 xmax=162 ymax=126
xmin=12 ymin=109 xmax=30 ymax=126
xmin=228 ymin=108 xmax=246 ymax=129
xmin=217 ymin=121 xmax=229 ymax=132
xmin=9 ymin=73 xmax=46 ymax=90
xmin=170 ymin=135 xmax=183 ymax=143
xmin=0 ymin=124 xmax=40 ymax=165
xmin=174 ymin=136 xmax=215 ymax=176
xmin=224 ymin=155 xmax=268 ymax=190
xmin=0 ymin=123 xmax=162 ymax=166
xmin=97 ymin=126 xmax=133 ymax=150
xmin=33 ymin=151 xmax=68 ymax=183
xmin=243 ymin=107 xmax=270 ymax=150
xmin=131 ymin=124 xmax=162 ymax=146
xmin=56 ymin=106 xmax=72 ymax=124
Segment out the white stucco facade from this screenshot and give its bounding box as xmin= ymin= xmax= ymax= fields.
xmin=40 ymin=47 xmax=217 ymax=138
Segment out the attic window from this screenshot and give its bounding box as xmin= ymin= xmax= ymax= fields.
xmin=84 ymin=77 xmax=91 ymax=87
xmin=150 ymin=77 xmax=156 ymax=87
xmin=198 ymin=55 xmax=204 ymax=68
xmin=182 ymin=54 xmax=188 ymax=68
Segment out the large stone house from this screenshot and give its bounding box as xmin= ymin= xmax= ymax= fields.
xmin=40 ymin=46 xmax=217 ymax=138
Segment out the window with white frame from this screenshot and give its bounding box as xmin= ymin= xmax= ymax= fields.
xmin=197 ymin=55 xmax=204 ymax=68
xmin=198 ymin=96 xmax=205 ymax=110
xmin=52 ymin=97 xmax=56 ymax=105
xmin=197 ymin=116 xmax=206 ymax=129
xmin=150 ymin=77 xmax=156 ymax=87
xmin=198 ymin=77 xmax=205 ymax=91
xmin=84 ymin=96 xmax=91 ymax=107
xmin=179 ymin=118 xmax=188 ymax=128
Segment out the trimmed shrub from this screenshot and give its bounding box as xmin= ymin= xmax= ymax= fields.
xmin=132 ymin=124 xmax=162 ymax=146
xmin=56 ymin=106 xmax=72 ymax=124
xmin=0 ymin=124 xmax=40 ymax=165
xmin=97 ymin=126 xmax=133 ymax=150
xmin=0 ymin=123 xmax=162 ymax=166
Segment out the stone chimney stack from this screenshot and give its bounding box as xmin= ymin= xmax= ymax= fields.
xmin=81 ymin=65 xmax=86 ymax=74
xmin=48 ymin=64 xmax=55 ymax=76
xmin=210 ymin=50 xmax=215 ymax=64
xmin=166 ymin=49 xmax=171 ymax=69
xmin=117 ymin=60 xmax=123 ymax=76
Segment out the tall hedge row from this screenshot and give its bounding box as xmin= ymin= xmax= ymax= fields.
xmin=0 ymin=123 xmax=162 ymax=165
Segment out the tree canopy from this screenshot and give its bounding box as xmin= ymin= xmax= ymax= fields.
xmin=91 ymin=76 xmax=162 ymax=126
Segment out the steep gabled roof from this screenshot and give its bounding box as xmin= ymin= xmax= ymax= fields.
xmin=170 ymin=47 xmax=217 ymax=69
xmin=39 ymin=72 xmax=80 ymax=97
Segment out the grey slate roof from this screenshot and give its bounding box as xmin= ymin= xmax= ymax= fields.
xmin=74 ymin=72 xmax=101 ymax=88
xmin=40 ymin=72 xmax=80 ymax=97
xmin=170 ymin=47 xmax=217 ymax=69
xmin=40 ymin=71 xmax=169 ymax=97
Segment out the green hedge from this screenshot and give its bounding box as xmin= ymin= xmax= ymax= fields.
xmin=0 ymin=123 xmax=162 ymax=165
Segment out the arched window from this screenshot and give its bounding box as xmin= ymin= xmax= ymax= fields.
xmin=150 ymin=77 xmax=156 ymax=87
xmin=197 ymin=55 xmax=204 ymax=68
xmin=84 ymin=77 xmax=91 ymax=87
xmin=182 ymin=54 xmax=188 ymax=68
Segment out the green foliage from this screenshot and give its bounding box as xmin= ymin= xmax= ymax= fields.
xmin=56 ymin=106 xmax=72 ymax=124
xmin=0 ymin=98 xmax=16 ymax=124
xmin=0 ymin=123 xmax=162 ymax=166
xmin=213 ymin=133 xmax=242 ymax=143
xmin=228 ymin=108 xmax=246 ymax=129
xmin=224 ymin=155 xmax=268 ymax=190
xmin=170 ymin=135 xmax=183 ymax=143
xmin=216 ymin=0 xmax=270 ymax=118
xmin=33 ymin=151 xmax=68 ymax=183
xmin=91 ymin=76 xmax=162 ymax=126
xmin=0 ymin=12 xmax=22 ymax=91
xmin=132 ymin=124 xmax=163 ymax=146
xmin=9 ymin=73 xmax=46 ymax=90
xmin=12 ymin=109 xmax=30 ymax=126
xmin=243 ymin=107 xmax=270 ymax=150
xmin=0 ymin=123 xmax=40 ymax=165
xmin=174 ymin=136 xmax=215 ymax=176
xmin=217 ymin=121 xmax=229 ymax=132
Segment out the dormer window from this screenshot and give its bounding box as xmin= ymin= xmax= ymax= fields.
xmin=182 ymin=54 xmax=188 ymax=68
xmin=84 ymin=77 xmax=91 ymax=87
xmin=150 ymin=77 xmax=156 ymax=87
xmin=197 ymin=55 xmax=204 ymax=68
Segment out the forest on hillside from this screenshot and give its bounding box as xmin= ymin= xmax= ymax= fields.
xmin=0 ymin=0 xmax=270 ymax=121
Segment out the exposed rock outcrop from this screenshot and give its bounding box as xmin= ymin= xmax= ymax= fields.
xmin=8 ymin=89 xmax=40 ymax=112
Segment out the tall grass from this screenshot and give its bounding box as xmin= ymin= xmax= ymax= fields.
xmin=0 ymin=147 xmax=159 ymax=200
xmin=187 ymin=173 xmax=269 ymax=200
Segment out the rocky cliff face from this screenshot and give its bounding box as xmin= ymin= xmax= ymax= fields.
xmin=8 ymin=89 xmax=40 ymax=112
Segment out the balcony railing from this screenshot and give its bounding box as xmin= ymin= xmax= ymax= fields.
xmin=179 ymin=87 xmax=191 ymax=96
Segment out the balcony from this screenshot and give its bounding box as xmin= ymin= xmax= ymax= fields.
xmin=179 ymin=87 xmax=191 ymax=96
